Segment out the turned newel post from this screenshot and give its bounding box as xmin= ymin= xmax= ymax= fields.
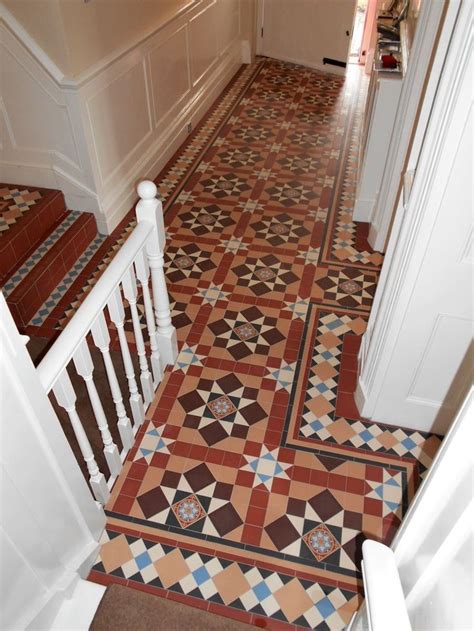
xmin=135 ymin=180 xmax=178 ymax=366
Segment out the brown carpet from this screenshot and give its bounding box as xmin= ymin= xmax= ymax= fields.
xmin=90 ymin=583 xmax=253 ymax=630
xmin=28 ymin=336 xmax=139 ymax=484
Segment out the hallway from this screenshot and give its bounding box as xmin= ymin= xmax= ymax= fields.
xmin=86 ymin=58 xmax=441 ymax=629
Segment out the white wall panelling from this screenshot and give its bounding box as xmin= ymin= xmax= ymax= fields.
xmin=0 ymin=0 xmax=244 ymax=234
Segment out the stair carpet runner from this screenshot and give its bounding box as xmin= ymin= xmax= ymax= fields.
xmin=0 ymin=183 xmax=106 ymax=330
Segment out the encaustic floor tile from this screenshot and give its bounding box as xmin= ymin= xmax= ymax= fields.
xmin=88 ymin=58 xmax=442 ymax=630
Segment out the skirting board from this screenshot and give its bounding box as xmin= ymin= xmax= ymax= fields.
xmin=102 ymin=40 xmax=243 ymax=234
xmin=353 ymin=196 xmax=375 ymax=222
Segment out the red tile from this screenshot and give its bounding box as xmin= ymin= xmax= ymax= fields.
xmin=120 ymin=478 xmax=142 ymax=497
xmin=338 ymin=369 xmax=358 ymax=394
xmin=336 ymin=391 xmax=361 ymax=420
xmin=364 ymin=497 xmax=383 ymax=517
xmin=241 ymin=524 xmax=262 ymax=546
xmin=112 ymin=494 xmax=135 ymax=514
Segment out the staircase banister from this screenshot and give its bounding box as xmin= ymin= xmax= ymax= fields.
xmin=37 ymin=220 xmax=153 ymax=393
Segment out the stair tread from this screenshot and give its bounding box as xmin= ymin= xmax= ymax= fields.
xmin=4 ymin=209 xmax=99 ymax=328
xmin=0 ymin=184 xmax=67 ymax=280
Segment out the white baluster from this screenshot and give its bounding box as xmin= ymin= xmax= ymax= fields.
xmin=53 ymin=370 xmax=110 ymax=504
xmin=135 ymin=250 xmax=163 ymax=386
xmin=135 ymin=180 xmax=178 ymax=366
xmin=72 ymin=339 xmax=122 ymax=476
xmin=122 ymin=266 xmax=154 ymax=406
xmin=91 ymin=311 xmax=134 ymax=451
xmin=108 ymin=287 xmax=145 ymax=427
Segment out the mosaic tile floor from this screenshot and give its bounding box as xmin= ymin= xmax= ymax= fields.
xmin=0 ymin=184 xmax=43 ymax=234
xmin=28 ymin=58 xmax=441 ymax=629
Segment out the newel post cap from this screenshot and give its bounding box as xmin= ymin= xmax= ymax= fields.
xmin=137 ymin=180 xmax=158 ymax=201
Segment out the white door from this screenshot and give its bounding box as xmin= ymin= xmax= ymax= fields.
xmin=257 ymin=0 xmax=357 ymax=73
xmin=356 ymin=0 xmax=473 ymax=434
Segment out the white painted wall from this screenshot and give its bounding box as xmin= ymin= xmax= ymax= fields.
xmin=258 ymin=0 xmax=356 ymax=74
xmin=0 ymin=0 xmax=246 ymax=233
xmin=0 ymin=295 xmax=105 ymax=629
xmin=355 ymin=0 xmax=473 ymax=434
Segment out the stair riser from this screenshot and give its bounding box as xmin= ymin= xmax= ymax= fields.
xmin=8 ymin=214 xmax=97 ymax=328
xmin=0 ymin=190 xmax=67 ymax=282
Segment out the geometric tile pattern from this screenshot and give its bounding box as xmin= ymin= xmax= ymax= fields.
xmin=2 ymin=211 xmax=83 ymax=298
xmin=91 ymin=529 xmax=359 ymax=630
xmin=178 ymin=373 xmax=266 ymax=446
xmin=27 ymin=234 xmax=106 ymax=326
xmin=241 ymin=445 xmax=291 ymax=491
xmin=50 ymin=58 xmax=442 ymax=629
xmin=0 ymin=186 xmax=42 ymax=233
xmin=208 ymin=305 xmax=284 ymax=360
xmin=232 ymin=254 xmax=299 ymax=296
xmin=316 ymin=266 xmax=378 ymax=311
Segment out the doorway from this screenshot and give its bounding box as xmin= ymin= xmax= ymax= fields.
xmin=349 ymin=0 xmax=369 ymax=63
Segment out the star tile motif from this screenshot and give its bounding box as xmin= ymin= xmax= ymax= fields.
xmin=316 ymin=267 xmax=378 ymax=310
xmin=175 ymin=204 xmax=235 ymax=236
xmin=178 ymin=373 xmax=267 ymax=446
xmin=165 ymin=243 xmax=216 ymax=282
xmin=249 ymin=212 xmax=311 ymax=247
xmin=173 ymin=343 xmax=205 ymax=372
xmin=232 ymin=254 xmax=299 ymax=296
xmin=267 ymin=361 xmax=297 ymax=392
xmin=241 ymin=445 xmax=291 ymax=490
xmin=196 ymin=173 xmax=252 ymax=199
xmin=196 ymin=283 xmax=229 ymax=306
xmin=208 ymin=306 xmax=285 ymax=360
xmin=133 ymin=424 xmax=174 ymax=464
xmin=264 ymin=180 xmax=318 ymax=208
xmin=366 ymin=471 xmax=404 ymax=518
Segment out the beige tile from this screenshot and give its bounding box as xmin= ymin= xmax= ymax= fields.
xmin=274 ymin=578 xmax=314 ymax=623
xmin=213 ymin=563 xmax=251 ymax=605
xmin=100 ymin=535 xmax=133 ymax=573
xmin=154 ymin=548 xmax=190 ymax=588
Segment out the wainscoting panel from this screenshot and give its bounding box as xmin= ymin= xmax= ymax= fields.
xmin=87 ymin=60 xmax=152 ymax=184
xmin=189 ymin=1 xmax=219 ymax=86
xmin=1 ymin=0 xmax=245 ymax=233
xmin=149 ymin=26 xmax=191 ymax=126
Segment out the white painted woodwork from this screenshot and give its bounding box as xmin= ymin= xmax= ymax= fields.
xmin=367 ymin=1 xmax=447 ymax=251
xmin=37 ymin=181 xmax=175 ymax=491
xmin=0 ymin=0 xmax=245 ymax=233
xmin=91 ymin=311 xmax=134 ymax=452
xmin=53 ymin=370 xmax=110 ymax=505
xmin=0 ymin=294 xmax=104 ymax=629
xmin=348 ymin=540 xmax=411 ymax=631
xmin=135 ymin=249 xmax=164 ymax=386
xmin=355 ymin=0 xmax=472 ymax=434
xmin=136 ymin=180 xmax=178 ymax=366
xmin=353 ymin=70 xmax=403 ymax=222
xmin=72 ymin=339 xmax=122 ymax=476
xmin=349 ymin=388 xmax=473 ymax=630
xmin=258 ymin=0 xmax=356 ymax=74
xmin=108 ymin=287 xmax=146 ymax=428
xmin=122 ymin=266 xmax=154 ymax=407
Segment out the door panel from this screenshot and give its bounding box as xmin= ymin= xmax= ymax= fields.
xmin=260 ymin=0 xmax=356 ymax=72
